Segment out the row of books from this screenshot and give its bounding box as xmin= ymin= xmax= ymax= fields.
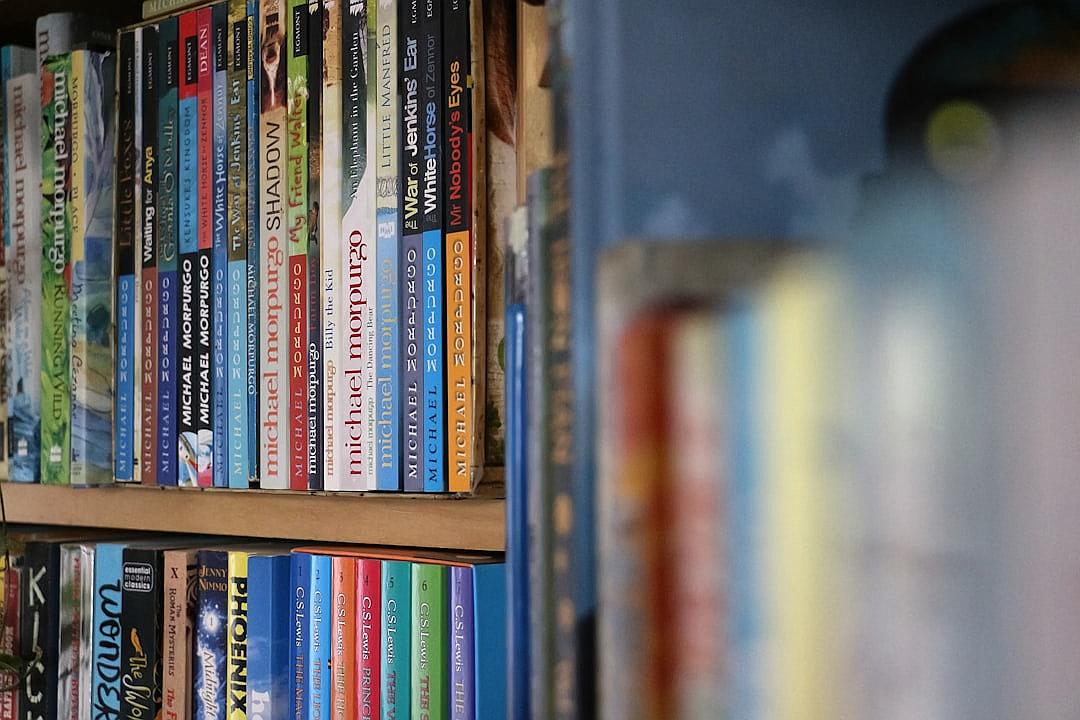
xmin=0 ymin=528 xmax=506 ymax=720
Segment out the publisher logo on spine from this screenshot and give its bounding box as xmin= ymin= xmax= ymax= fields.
xmin=123 ymin=562 xmax=156 ymax=592
xmin=292 ymin=5 xmax=308 ymax=57
xmin=185 ymin=36 xmax=198 ymax=84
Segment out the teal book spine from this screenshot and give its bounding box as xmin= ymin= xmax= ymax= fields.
xmin=381 ymin=560 xmax=410 ymax=720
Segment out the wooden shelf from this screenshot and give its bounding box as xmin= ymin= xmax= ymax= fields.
xmin=0 ymin=483 xmax=506 ymax=552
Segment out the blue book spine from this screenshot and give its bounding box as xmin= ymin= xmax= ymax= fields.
xmin=380 ymin=560 xmax=411 ymax=720
xmin=156 ymin=18 xmax=180 ymax=487
xmin=307 ymin=554 xmax=330 ymax=720
xmin=505 ymin=302 xmax=528 ymax=719
xmin=376 ymin=211 xmax=400 ymax=491
xmin=194 ymin=549 xmax=229 ymax=720
xmin=92 ymin=543 xmax=125 ymax=720
xmin=289 ymin=553 xmax=310 ymax=720
xmin=244 ymin=0 xmax=259 ymax=486
xmin=211 ymin=2 xmax=229 ymax=488
xmin=472 ymin=565 xmax=506 ymax=720
xmin=450 ymin=566 xmax=474 ymax=720
xmin=249 ymin=554 xmax=291 ymax=720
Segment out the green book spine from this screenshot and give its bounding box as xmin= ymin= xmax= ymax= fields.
xmin=411 ymin=562 xmax=447 ymax=720
xmin=40 ymin=53 xmax=73 ymax=485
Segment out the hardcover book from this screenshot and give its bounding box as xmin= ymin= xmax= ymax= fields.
xmin=227 ymin=551 xmax=250 ymax=720
xmin=357 ymin=559 xmax=380 ymax=720
xmin=163 ymin=548 xmax=199 ymax=720
xmin=156 ymin=16 xmax=181 ymax=487
xmin=140 ymin=26 xmax=160 ymax=486
xmin=245 ymin=0 xmax=260 ymax=486
xmin=247 ymin=553 xmax=291 ymax=720
xmin=197 ymin=6 xmax=216 ymax=487
xmin=258 ymin=0 xmax=289 ymax=490
xmin=305 ymin=0 xmax=323 ymax=491
xmin=411 ymin=563 xmax=446 ymax=720
xmin=119 ymin=546 xmax=167 ymax=720
xmin=380 ymin=560 xmax=410 ymax=720
xmin=68 ymin=48 xmax=116 ymax=488
xmin=330 ymin=557 xmax=355 ymax=720
xmin=5 ymin=71 xmax=42 ymax=483
xmin=212 ymin=1 xmax=231 ymax=489
xmin=194 ymin=549 xmax=229 ymax=720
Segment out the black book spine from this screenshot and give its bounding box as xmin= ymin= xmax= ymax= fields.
xmin=306 ymin=0 xmax=323 ymax=490
xmin=116 ymin=30 xmax=139 ymax=486
xmin=119 ymin=548 xmax=165 ymax=720
xmin=20 ymin=543 xmax=60 ymax=720
xmin=178 ymin=14 xmax=200 ymax=487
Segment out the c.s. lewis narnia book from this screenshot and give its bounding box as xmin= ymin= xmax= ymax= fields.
xmin=411 ymin=563 xmax=446 ymax=719
xmin=285 ymin=0 xmax=309 ymax=492
xmin=336 ymin=0 xmax=376 ymax=491
xmin=258 ymin=0 xmax=289 ymax=490
xmin=399 ymin=0 xmax=423 ymax=492
xmin=306 ymin=554 xmax=330 ymax=720
xmin=69 ymin=48 xmax=116 ymax=488
xmin=58 ymin=543 xmax=95 ymax=720
xmin=305 ymin=0 xmax=323 ymax=492
xmin=212 ymin=1 xmax=231 ymax=489
xmin=6 ymin=70 xmax=42 ymax=483
xmin=196 ymin=6 xmax=215 ymax=488
xmin=374 ymin=0 xmax=401 ymax=491
xmin=247 ymin=553 xmax=290 ymax=720
xmin=226 ymin=0 xmax=250 ymax=490
xmin=193 ymin=549 xmax=228 ymax=720
xmin=157 ymin=15 xmax=181 ymax=487
xmin=449 ymin=564 xmax=474 ymax=720
xmin=141 ymin=25 xmax=161 ymax=487
xmin=288 ymin=552 xmax=310 ymax=720
xmin=357 ymin=559 xmax=380 ymax=720
xmin=330 ymin=557 xmax=356 ymax=720
xmin=245 ymin=0 xmax=260 ymax=488
xmin=177 ymin=9 xmax=201 ymax=487
xmin=381 ymin=559 xmax=410 ymax=720
xmin=162 ymin=548 xmax=198 ymax=720
xmin=39 ymin=52 xmax=73 ymax=486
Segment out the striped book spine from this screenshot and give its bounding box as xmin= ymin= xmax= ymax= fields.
xmin=212 ymin=1 xmax=230 ymax=487
xmin=196 ymin=6 xmax=215 ymax=487
xmin=305 ymin=0 xmax=322 ymax=490
xmin=244 ymin=0 xmax=258 ymax=485
xmin=140 ymin=25 xmax=160 ymax=486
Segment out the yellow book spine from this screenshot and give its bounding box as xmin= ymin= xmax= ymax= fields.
xmin=227 ymin=550 xmax=249 ymax=720
xmin=446 ymin=228 xmax=472 ymax=492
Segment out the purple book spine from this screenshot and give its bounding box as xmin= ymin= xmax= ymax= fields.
xmin=450 ymin=566 xmax=474 ymax=720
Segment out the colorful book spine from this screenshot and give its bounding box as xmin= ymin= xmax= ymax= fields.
xmin=358 ymin=559 xmax=381 ymax=720
xmin=76 ymin=546 xmax=96 ymax=720
xmin=140 ymin=26 xmax=160 ymax=486
xmin=177 ymin=10 xmax=200 ymax=486
xmin=449 ymin=566 xmax=472 ymax=720
xmin=330 ymin=557 xmax=356 ymax=720
xmin=472 ymin=565 xmax=506 ymax=720
xmin=247 ymin=554 xmax=291 ymax=720
xmin=156 ymin=16 xmax=181 ymax=487
xmin=114 ymin=32 xmax=138 ymax=485
xmin=58 ymin=544 xmax=93 ymax=720
xmin=258 ymin=0 xmax=289 ymax=490
xmin=245 ymin=0 xmax=260 ymax=486
xmin=380 ymin=560 xmax=410 ymax=720
xmin=286 ymin=0 xmax=310 ymax=491
xmin=40 ymin=52 xmax=73 ymax=486
xmin=374 ymin=0 xmax=400 ymax=491
xmin=212 ymin=1 xmax=230 ymax=488
xmin=307 ymin=554 xmax=330 ymax=720
xmin=411 ymin=563 xmax=446 ymax=720
xmin=289 ymin=553 xmax=309 ymax=720
xmin=194 ymin=549 xmax=229 ymax=720
xmin=0 ymin=566 xmax=20 ymax=720
xmin=227 ymin=0 xmax=250 ymax=489
xmin=119 ymin=547 xmax=165 ymax=720
xmin=69 ymin=49 xmax=116 ymax=488
xmin=337 ymin=0 xmax=376 ymax=491
xmin=132 ymin=29 xmax=144 ymax=487
xmin=228 ymin=551 xmax=250 ymax=720
xmin=305 ymin=0 xmax=322 ymax=491
xmin=319 ymin=0 xmax=342 ymax=492
xmin=92 ymin=544 xmax=124 ymax=720
xmin=20 ymin=543 xmax=59 ymax=720
xmin=442 ymin=0 xmax=471 ymax=492
xmin=398 ymin=0 xmax=423 ymax=492
xmin=163 ymin=549 xmax=198 ymax=720
xmin=6 ymin=71 xmax=42 ymax=483
xmin=197 ymin=6 xmax=215 ymax=487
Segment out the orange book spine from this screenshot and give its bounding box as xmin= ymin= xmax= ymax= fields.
xmin=331 ymin=557 xmax=357 ymax=720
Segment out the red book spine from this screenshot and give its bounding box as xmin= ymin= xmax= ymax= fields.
xmin=356 ymin=559 xmax=381 ymax=720
xmin=331 ymin=558 xmax=357 ymax=720
xmin=195 ymin=5 xmax=214 ymax=486
xmin=289 ymin=254 xmax=306 ymax=490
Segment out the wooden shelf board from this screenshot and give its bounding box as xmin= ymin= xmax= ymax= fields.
xmin=0 ymin=483 xmax=506 ymax=552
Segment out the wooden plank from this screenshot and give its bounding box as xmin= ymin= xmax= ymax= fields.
xmin=0 ymin=483 xmax=506 ymax=552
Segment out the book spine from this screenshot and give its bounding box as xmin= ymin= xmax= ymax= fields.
xmin=162 ymin=549 xmax=198 ymax=720
xmin=471 ymin=565 xmax=506 ymax=719
xmin=330 ymin=557 xmax=356 ymax=720
xmin=0 ymin=566 xmax=20 ymax=720
xmin=288 ymin=553 xmax=309 ymax=720
xmin=380 ymin=560 xmax=409 ymax=720
xmin=307 ymin=554 xmax=330 ymax=720
xmin=418 ymin=0 xmax=444 ymax=493
xmin=338 ymin=0 xmax=376 ymax=491
xmin=132 ymin=30 xmax=144 ymax=488
xmin=398 ymin=0 xmax=422 ymax=492
xmin=77 ymin=547 xmax=96 ymax=720
xmin=286 ymin=0 xmax=310 ymax=491
xmin=197 ymin=6 xmax=215 ymax=487
xmin=177 ymin=10 xmax=200 ymax=486
xmin=411 ymin=563 xmax=446 ymax=720
xmin=374 ymin=0 xmax=400 ymax=491
xmin=141 ymin=26 xmax=160 ymax=486
xmin=319 ymin=0 xmax=342 ymax=491
xmin=442 ymin=0 xmax=470 ymax=492
xmin=21 ymin=544 xmax=57 ymax=720
xmin=40 ymin=52 xmax=73 ymax=486
xmin=57 ymin=546 xmax=79 ymax=720
xmin=227 ymin=551 xmax=250 ymax=720
xmin=115 ymin=31 xmax=138 ymax=485
xmin=194 ymin=549 xmax=229 ymax=720
xmin=357 ymin=559 xmax=380 ymax=720
xmin=91 ymin=545 xmax=123 ymax=720
xmin=247 ymin=555 xmax=291 ymax=720
xmin=504 ymin=297 xmax=528 ymax=718
xmin=245 ymin=0 xmax=260 ymax=486
xmin=120 ymin=548 xmax=164 ymax=720
xmin=157 ymin=16 xmax=181 ymax=487
xmin=449 ymin=566 xmax=472 ymax=720
xmin=67 ymin=51 xmax=87 ymax=487
xmin=305 ymin=0 xmax=322 ymax=491
xmin=6 ymin=72 xmax=42 ymax=483
xmin=258 ymin=0 xmax=289 ymax=490
xmin=212 ymin=1 xmax=230 ymax=488
xmin=227 ymin=0 xmax=250 ymax=489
